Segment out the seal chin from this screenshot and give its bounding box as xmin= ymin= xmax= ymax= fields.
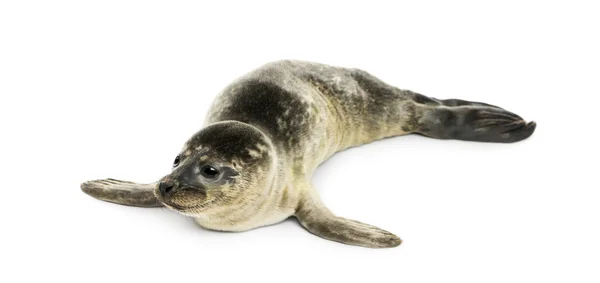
xmin=159 ymin=200 xmax=184 ymax=210
xmin=161 ymin=200 xmax=215 ymax=217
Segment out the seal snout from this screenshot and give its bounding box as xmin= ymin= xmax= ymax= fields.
xmin=159 ymin=179 xmax=178 ymax=196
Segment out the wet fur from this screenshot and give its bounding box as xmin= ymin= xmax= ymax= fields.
xmin=81 ymin=60 xmax=535 ymax=248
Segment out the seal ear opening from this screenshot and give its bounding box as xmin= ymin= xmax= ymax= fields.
xmin=81 ymin=179 xmax=162 ymax=207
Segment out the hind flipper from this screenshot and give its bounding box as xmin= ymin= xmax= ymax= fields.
xmin=414 ymin=103 xmax=536 ymax=143
xmin=295 ymin=190 xmax=401 ymax=248
xmin=81 ymin=178 xmax=162 ymax=207
xmin=407 ymin=91 xmax=504 ymax=109
xmin=437 ymin=98 xmax=503 ymax=109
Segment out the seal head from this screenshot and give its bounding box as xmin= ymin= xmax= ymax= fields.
xmin=155 ymin=121 xmax=277 ymax=217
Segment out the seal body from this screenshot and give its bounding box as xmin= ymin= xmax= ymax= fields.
xmin=81 ymin=60 xmax=535 ymax=248
xmin=198 ymin=61 xmax=417 ymax=230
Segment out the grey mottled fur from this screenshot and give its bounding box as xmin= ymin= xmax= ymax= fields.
xmin=81 ymin=60 xmax=535 ymax=248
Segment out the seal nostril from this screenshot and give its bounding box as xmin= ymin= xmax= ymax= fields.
xmin=159 ymin=181 xmax=175 ymax=195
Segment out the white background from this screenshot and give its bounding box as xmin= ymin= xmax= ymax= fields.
xmin=1 ymin=1 xmax=598 ymax=282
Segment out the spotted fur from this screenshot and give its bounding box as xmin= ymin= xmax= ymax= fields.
xmin=81 ymin=60 xmax=535 ymax=248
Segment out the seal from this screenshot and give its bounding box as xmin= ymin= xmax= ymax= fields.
xmin=81 ymin=60 xmax=536 ymax=248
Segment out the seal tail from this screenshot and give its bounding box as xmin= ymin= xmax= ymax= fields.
xmin=346 ymin=69 xmax=535 ymax=145
xmin=81 ymin=178 xmax=162 ymax=207
xmin=409 ymin=95 xmax=536 ymax=143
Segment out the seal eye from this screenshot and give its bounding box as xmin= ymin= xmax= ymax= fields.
xmin=173 ymin=155 xmax=180 ymax=167
xmin=201 ymin=165 xmax=220 ymax=179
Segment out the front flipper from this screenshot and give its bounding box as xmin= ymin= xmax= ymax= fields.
xmin=81 ymin=179 xmax=162 ymax=207
xmin=295 ymin=192 xmax=401 ymax=248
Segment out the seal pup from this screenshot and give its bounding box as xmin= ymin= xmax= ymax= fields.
xmin=81 ymin=60 xmax=536 ymax=248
